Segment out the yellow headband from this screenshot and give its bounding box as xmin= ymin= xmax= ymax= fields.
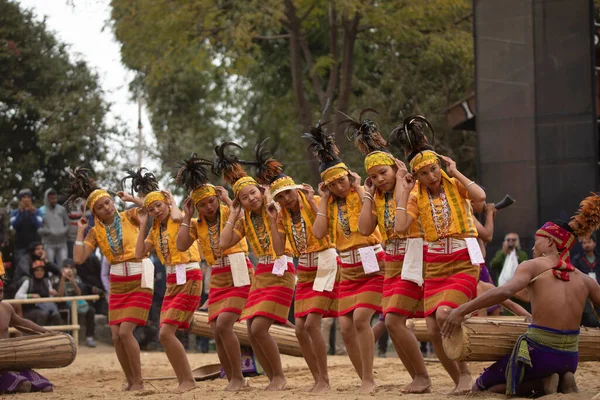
xmin=270 ymin=176 xmax=302 ymax=198
xmin=409 ymin=150 xmax=439 ymax=172
xmin=191 ymin=185 xmax=217 ymax=206
xmin=86 ymin=189 xmax=110 ymax=212
xmin=364 ymin=151 xmax=395 ymax=172
xmin=321 ymin=162 xmax=349 ymax=185
xmin=233 ymin=176 xmax=258 ymax=198
xmin=144 ymin=191 xmax=168 ymax=208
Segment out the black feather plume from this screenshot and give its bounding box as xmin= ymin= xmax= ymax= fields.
xmin=389 ymin=115 xmax=435 ymax=157
xmin=175 ymin=153 xmax=214 ymax=192
xmin=302 ymin=121 xmax=340 ymax=166
xmin=120 ymin=168 xmax=159 ymax=197
xmin=64 ymin=167 xmax=98 ymax=207
xmin=251 ymin=138 xmax=283 ymax=185
xmin=213 ymin=142 xmax=249 ymax=186
xmin=339 ymin=108 xmax=388 ymax=156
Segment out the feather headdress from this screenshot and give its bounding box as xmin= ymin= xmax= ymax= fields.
xmin=120 ymin=168 xmax=159 ymax=197
xmin=390 ymin=115 xmax=436 ymax=160
xmin=302 ymin=121 xmax=341 ymax=172
xmin=339 ymin=108 xmax=387 ymax=156
xmin=212 ymin=142 xmax=248 ymax=186
xmin=250 ymin=138 xmax=284 ymax=185
xmin=569 ymin=193 xmax=600 ymax=239
xmin=175 ymin=153 xmax=214 ymax=192
xmin=64 ymin=167 xmax=99 ymax=208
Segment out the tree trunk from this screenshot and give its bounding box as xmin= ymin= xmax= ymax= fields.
xmin=334 ymin=12 xmax=360 ymax=152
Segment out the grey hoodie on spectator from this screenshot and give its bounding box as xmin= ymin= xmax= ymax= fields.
xmin=38 ymin=188 xmax=69 ymax=246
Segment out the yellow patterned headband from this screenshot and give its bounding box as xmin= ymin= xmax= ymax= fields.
xmin=233 ymin=176 xmax=258 ymax=198
xmin=409 ymin=150 xmax=440 ymax=172
xmin=191 ymin=184 xmax=217 ymax=206
xmin=364 ymin=151 xmax=395 ymax=172
xmin=270 ymin=176 xmax=302 ymax=198
xmin=86 ymin=189 xmax=111 ymax=212
xmin=321 ymin=162 xmax=349 ymax=185
xmin=144 ymin=191 xmax=168 ymax=208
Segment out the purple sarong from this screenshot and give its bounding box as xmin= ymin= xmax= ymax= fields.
xmin=476 ymin=325 xmax=578 ymax=394
xmin=0 ymin=369 xmax=52 ymax=393
xmin=479 ymin=265 xmax=501 ymax=314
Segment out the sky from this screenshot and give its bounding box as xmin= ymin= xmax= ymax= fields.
xmin=17 ymin=0 xmax=158 ymax=172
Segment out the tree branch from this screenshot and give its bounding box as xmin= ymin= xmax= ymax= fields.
xmin=325 ymin=0 xmax=338 ymax=103
xmin=418 ymin=13 xmax=472 ymax=34
xmin=299 ymin=34 xmax=326 ymax=108
xmin=299 ymin=1 xmax=318 ymax=22
xmin=254 ymin=34 xmax=291 ymax=40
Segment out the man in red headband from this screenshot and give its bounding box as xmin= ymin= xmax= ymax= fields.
xmin=442 ymin=216 xmax=600 ymax=396
xmin=0 ymin=276 xmax=54 ymax=393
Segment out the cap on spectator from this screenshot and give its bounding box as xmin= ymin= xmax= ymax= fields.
xmin=31 ymin=260 xmax=45 ymax=270
xmin=18 ymin=188 xmax=33 ymax=199
xmin=62 ymin=258 xmax=75 ymax=268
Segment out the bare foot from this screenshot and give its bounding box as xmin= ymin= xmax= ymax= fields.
xmin=172 ymin=380 xmax=197 ymax=393
xmin=122 ymin=382 xmax=132 ymax=391
xmin=265 ymin=376 xmax=287 ymax=391
xmin=41 ymin=385 xmax=54 ymax=393
xmin=311 ymin=380 xmax=330 ymax=394
xmin=542 ymin=373 xmax=559 ymax=395
xmin=17 ymin=380 xmax=32 ymax=393
xmin=450 ymin=373 xmax=473 ymax=395
xmin=402 ymin=374 xmax=432 ymax=394
xmin=358 ymin=379 xmax=377 ymax=395
xmin=303 ymin=384 xmax=315 ymax=393
xmin=560 ymin=372 xmax=578 ymax=393
xmin=225 ymin=377 xmax=247 ymax=392
xmin=129 ymin=383 xmax=144 ymax=391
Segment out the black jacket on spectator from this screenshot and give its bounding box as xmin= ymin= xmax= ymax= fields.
xmin=76 ymin=254 xmax=104 ymax=293
xmin=572 ymin=252 xmax=600 ymax=327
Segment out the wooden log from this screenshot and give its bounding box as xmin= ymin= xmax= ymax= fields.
xmin=189 ymin=311 xmax=302 ymax=357
xmin=407 ymin=316 xmax=527 ymax=343
xmin=442 ymin=319 xmax=600 ymax=362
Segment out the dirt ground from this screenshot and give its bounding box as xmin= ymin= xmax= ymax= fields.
xmin=13 ymin=343 xmax=600 ymax=400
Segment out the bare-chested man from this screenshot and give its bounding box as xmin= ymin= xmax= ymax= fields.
xmin=442 ymin=202 xmax=600 ymax=396
xmin=0 ymin=279 xmax=54 ymax=394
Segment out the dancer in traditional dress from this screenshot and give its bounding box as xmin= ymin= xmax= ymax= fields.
xmin=443 ymin=194 xmax=600 ymax=396
xmin=175 ymin=154 xmax=253 ymax=392
xmin=308 ymin=119 xmax=385 ymax=394
xmin=133 ymin=172 xmax=202 ymax=393
xmin=252 ymin=139 xmax=337 ymax=393
xmin=70 ymin=168 xmax=153 ymax=391
xmin=217 ymin=142 xmax=295 ymax=391
xmin=348 ymin=112 xmax=432 ymax=393
xmin=393 ymin=116 xmax=486 ymax=394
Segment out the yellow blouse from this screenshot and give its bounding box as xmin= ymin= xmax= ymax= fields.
xmin=373 ymin=189 xmax=423 ymax=244
xmin=328 ymin=191 xmax=382 ymax=252
xmin=146 ymin=217 xmax=200 ymax=266
xmin=234 ymin=205 xmax=293 ymax=258
xmin=84 ymin=208 xmax=144 ymax=264
xmin=189 ymin=204 xmax=248 ymax=266
xmin=276 ymin=194 xmax=334 ymax=256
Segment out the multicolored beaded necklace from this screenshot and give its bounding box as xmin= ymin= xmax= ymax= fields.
xmin=250 ymin=211 xmax=271 ymax=252
xmin=159 ymin=222 xmax=171 ymax=264
xmin=383 ymin=192 xmax=395 ymax=234
xmin=207 ymin=213 xmax=222 ymax=259
xmin=427 ymin=185 xmax=451 ymax=239
xmin=290 ymin=211 xmax=307 ymax=254
xmin=105 ymin=214 xmax=124 ymax=258
xmin=336 ymin=197 xmax=352 ymax=237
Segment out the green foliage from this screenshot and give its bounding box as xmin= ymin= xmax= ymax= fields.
xmin=110 ymin=0 xmax=476 ymax=187
xmin=0 ymin=0 xmax=127 ymax=204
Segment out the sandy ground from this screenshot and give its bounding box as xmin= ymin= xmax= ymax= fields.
xmin=14 ymin=343 xmax=600 ymax=400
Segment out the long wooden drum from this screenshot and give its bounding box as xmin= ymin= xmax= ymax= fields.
xmin=443 ymin=319 xmax=600 ymax=362
xmin=407 ymin=316 xmax=528 ymax=343
xmin=0 ymin=332 xmax=77 ymax=370
xmin=190 ymin=311 xmax=302 ymax=357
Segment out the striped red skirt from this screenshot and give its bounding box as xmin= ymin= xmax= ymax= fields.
xmin=295 ymin=251 xmax=340 ymax=318
xmin=383 ymin=239 xmax=425 ymax=318
xmin=208 ymin=257 xmax=254 ymax=323
xmin=160 ymin=268 xmax=203 ymax=329
xmin=337 ymin=246 xmax=385 ymax=316
xmin=240 ymin=258 xmax=295 ymax=324
xmin=109 ymin=274 xmax=153 ymax=326
xmin=424 ymin=238 xmax=479 ymax=317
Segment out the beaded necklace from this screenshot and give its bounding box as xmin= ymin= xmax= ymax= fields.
xmin=383 ymin=192 xmax=395 ymax=234
xmin=105 ymin=214 xmax=124 ymax=258
xmin=426 ymin=185 xmax=451 ymax=239
xmin=159 ymin=222 xmax=170 ymax=264
xmin=336 ymin=197 xmax=352 ymax=237
xmin=207 ymin=213 xmax=222 ymax=259
xmin=250 ymin=211 xmax=271 ymax=252
xmin=290 ymin=211 xmax=307 ymax=254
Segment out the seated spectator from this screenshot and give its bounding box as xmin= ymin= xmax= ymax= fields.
xmin=572 ymin=235 xmax=600 ymax=327
xmin=15 ymin=261 xmax=62 ymax=326
xmin=490 ymin=232 xmax=529 ymax=285
xmin=14 ymin=242 xmax=60 ymax=286
xmin=76 ymin=253 xmax=107 ymax=316
xmin=52 ymin=259 xmax=96 ymax=347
